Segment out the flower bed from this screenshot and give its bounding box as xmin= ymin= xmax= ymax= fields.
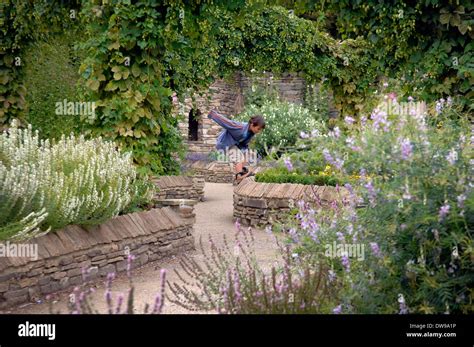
xmin=255 ymin=166 xmax=343 ymax=186
xmin=0 ymin=205 xmax=195 ymax=309
xmin=0 ymin=122 xmax=151 ymax=241
xmin=278 ymin=103 xmax=473 ymax=313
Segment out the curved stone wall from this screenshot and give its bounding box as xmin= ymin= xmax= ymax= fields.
xmin=185 ymin=161 xmax=235 ymax=183
xmin=233 ymin=178 xmax=349 ymax=227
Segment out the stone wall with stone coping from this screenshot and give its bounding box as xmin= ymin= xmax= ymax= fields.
xmin=0 ymin=206 xmax=195 ymax=309
xmin=184 ymin=161 xmax=235 ymax=184
xmin=152 ymin=175 xmax=205 ymax=202
xmin=204 ymin=162 xmax=235 ymax=183
xmin=233 ymin=178 xmax=349 ymax=227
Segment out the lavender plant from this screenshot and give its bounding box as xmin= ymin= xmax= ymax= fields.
xmin=167 ymin=225 xmax=339 ymax=314
xmin=56 ymin=255 xmax=167 ymax=314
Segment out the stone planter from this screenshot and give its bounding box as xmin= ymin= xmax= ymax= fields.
xmin=154 ymin=199 xmax=198 ymax=220
xmin=233 ymin=177 xmax=349 ymax=227
xmin=0 ymin=206 xmax=195 ymax=309
xmin=192 ymin=175 xmax=205 ymax=197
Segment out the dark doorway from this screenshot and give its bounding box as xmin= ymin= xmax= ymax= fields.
xmin=188 ymin=109 xmax=201 ymax=141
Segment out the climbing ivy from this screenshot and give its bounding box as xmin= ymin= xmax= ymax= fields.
xmin=208 ymin=5 xmax=377 ymax=114
xmin=78 ymin=1 xmax=223 ymax=174
xmin=279 ymin=0 xmax=474 ymax=109
xmin=3 ymin=1 xmax=470 ymax=173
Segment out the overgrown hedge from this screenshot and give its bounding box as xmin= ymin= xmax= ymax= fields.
xmin=23 ymin=33 xmax=84 ymax=139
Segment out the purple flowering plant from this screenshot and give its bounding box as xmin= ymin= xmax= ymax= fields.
xmin=278 ymin=103 xmax=473 ymax=314
xmin=167 ymin=226 xmax=340 ymax=313
xmin=56 ymin=254 xmax=167 ymax=314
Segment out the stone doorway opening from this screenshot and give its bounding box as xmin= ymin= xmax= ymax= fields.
xmin=188 ymin=109 xmax=201 ymax=141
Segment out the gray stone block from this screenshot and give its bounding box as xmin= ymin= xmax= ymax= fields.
xmin=59 ymin=256 xmax=74 ymax=266
xmin=3 ymin=287 xmax=29 ymax=299
xmin=0 ymin=282 xmax=9 ymax=292
xmin=40 ymin=284 xmax=53 ymax=294
xmin=67 ymin=268 xmax=83 ymax=277
xmin=51 ymin=272 xmax=67 ymax=280
xmin=69 ymin=276 xmax=83 ymax=286
xmin=99 ymin=264 xmax=116 ymax=277
xmin=38 ymin=276 xmax=51 ymax=286
xmin=59 ymin=277 xmax=69 ymax=289
xmin=108 ymin=256 xmax=124 ymax=264
xmin=6 ymin=295 xmax=29 ymax=306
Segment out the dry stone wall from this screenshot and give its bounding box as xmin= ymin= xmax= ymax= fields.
xmin=233 ymin=178 xmax=349 ymax=227
xmin=0 ymin=206 xmax=195 ymax=309
xmin=176 ymin=71 xmax=308 ymax=154
xmin=184 ymin=161 xmax=235 ymax=184
xmin=152 ymin=175 xmax=205 ymax=202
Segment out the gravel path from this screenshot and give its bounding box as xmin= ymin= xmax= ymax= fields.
xmin=8 ymin=182 xmax=280 ymax=314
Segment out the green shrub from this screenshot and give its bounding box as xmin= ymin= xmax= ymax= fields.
xmin=0 ymin=209 xmax=48 ymax=242
xmin=242 ymin=74 xmax=280 ymax=108
xmin=304 ymin=83 xmax=331 ymax=120
xmin=0 ymin=121 xmax=152 ymax=240
xmin=256 ymin=167 xmax=341 ymax=186
xmin=22 ymin=32 xmax=85 ymax=140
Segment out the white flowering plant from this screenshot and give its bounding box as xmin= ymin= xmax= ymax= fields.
xmin=0 ymin=121 xmax=153 ymax=240
xmin=235 ymin=99 xmax=326 ymax=157
xmin=283 ymin=101 xmax=473 ymax=314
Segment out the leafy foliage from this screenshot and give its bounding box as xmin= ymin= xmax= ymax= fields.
xmin=235 ymin=98 xmax=326 ymax=156
xmin=279 ymin=0 xmax=474 ymax=110
xmin=0 ymin=0 xmax=80 ymax=127
xmin=77 ymin=2 xmax=374 ymax=173
xmin=256 ymin=166 xmax=342 ymax=186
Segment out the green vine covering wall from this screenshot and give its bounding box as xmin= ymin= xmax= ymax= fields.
xmin=278 ymin=0 xmax=474 ymax=108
